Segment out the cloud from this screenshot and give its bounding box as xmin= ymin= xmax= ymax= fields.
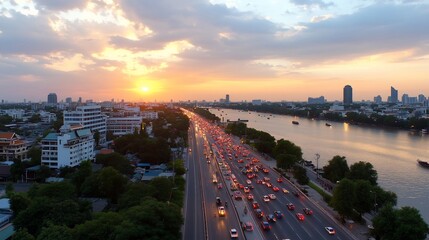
xmin=33 ymin=0 xmax=88 ymax=11
xmin=289 ymin=0 xmax=334 ymax=9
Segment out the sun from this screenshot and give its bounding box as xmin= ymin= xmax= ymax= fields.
xmin=140 ymin=86 xmax=150 ymax=93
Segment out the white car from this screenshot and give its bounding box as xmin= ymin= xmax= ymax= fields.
xmin=263 ymin=195 xmax=270 ymax=202
xmin=325 ymin=227 xmax=336 ymax=235
xmin=268 ymin=194 xmax=276 ymax=200
xmin=230 ymin=228 xmax=238 ymax=238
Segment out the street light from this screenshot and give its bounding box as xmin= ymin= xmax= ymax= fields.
xmin=315 ymin=153 xmax=320 ymax=179
xmin=370 ymin=190 xmax=377 ymax=213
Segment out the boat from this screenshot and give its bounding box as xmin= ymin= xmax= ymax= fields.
xmin=417 ymin=159 xmax=429 ymax=168
xmin=422 ymin=129 xmax=428 ymax=134
xmin=325 ymin=123 xmax=332 ymax=127
xmin=292 ymin=121 xmax=299 ymax=125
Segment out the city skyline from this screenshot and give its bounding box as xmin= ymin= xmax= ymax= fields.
xmin=1 ymin=1 xmax=429 ymax=102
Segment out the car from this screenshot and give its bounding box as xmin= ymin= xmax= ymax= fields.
xmin=218 ymin=206 xmax=226 ymax=216
xmin=217 ymin=183 xmax=223 ymax=189
xmin=282 ymin=188 xmax=289 ymax=194
xmin=207 ymin=160 xmax=211 ymax=164
xmin=273 ymin=210 xmax=284 ymax=219
xmin=225 ymin=176 xmax=231 ymax=180
xmin=255 ymin=209 xmax=264 ymax=218
xmin=266 ymin=182 xmax=273 ymax=188
xmin=237 ymin=159 xmax=244 ymax=163
xmin=244 ymin=187 xmax=250 ymax=193
xmin=234 ymin=191 xmax=243 ymax=200
xmin=216 ymin=197 xmax=221 ymax=205
xmin=277 ymin=178 xmax=283 ymax=183
xmin=266 ymin=214 xmax=277 ymax=222
xmin=246 ymin=179 xmax=252 ymax=185
xmin=303 ymin=208 xmax=313 ymax=215
xmin=292 ymin=191 xmax=300 ymax=197
xmin=272 ymin=186 xmax=280 ymax=192
xmin=260 ymin=221 xmax=271 ymax=231
xmin=263 ymin=195 xmax=270 ymax=202
xmin=238 ymin=183 xmax=245 ymax=189
xmin=286 ymin=203 xmax=295 ymax=210
xmin=296 ymin=213 xmax=305 ymax=221
xmin=242 ymin=222 xmax=254 ymax=232
xmin=268 ymin=194 xmax=276 ymax=200
xmin=325 ymin=227 xmax=336 ymax=235
xmin=262 ymin=168 xmax=270 ymax=173
xmin=248 ymin=184 xmax=254 ymax=189
xmin=263 ymin=177 xmax=270 ymax=182
xmin=247 ymin=194 xmax=254 ymax=201
xmin=256 ymin=179 xmax=263 ymax=184
xmin=252 ymin=201 xmax=260 ymax=209
xmin=230 ymin=228 xmax=238 ymax=238
xmin=247 ymin=173 xmax=255 ymax=179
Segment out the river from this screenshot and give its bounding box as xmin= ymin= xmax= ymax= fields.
xmin=210 ymin=108 xmax=429 ymax=223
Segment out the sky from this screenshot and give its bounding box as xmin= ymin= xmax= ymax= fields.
xmin=0 ymin=0 xmax=429 ymax=103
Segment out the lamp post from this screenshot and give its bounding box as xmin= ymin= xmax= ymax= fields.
xmin=370 ymin=190 xmax=377 ymax=213
xmin=315 ymin=153 xmax=320 ymax=179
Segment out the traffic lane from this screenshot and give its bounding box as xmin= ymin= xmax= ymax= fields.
xmin=195 ymin=129 xmax=245 ymax=240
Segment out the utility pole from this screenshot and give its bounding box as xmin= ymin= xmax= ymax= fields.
xmin=315 ymin=153 xmax=320 ymax=179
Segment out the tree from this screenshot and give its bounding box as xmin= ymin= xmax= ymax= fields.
xmin=273 ymin=139 xmax=303 ymax=160
xmin=353 ymin=180 xmax=374 ymax=217
xmin=98 ymin=167 xmax=128 ymax=203
xmin=372 ymin=185 xmax=397 ymax=210
xmin=27 ymin=147 xmax=41 ymax=165
xmin=293 ymin=165 xmax=309 ymax=185
xmin=167 ymin=159 xmax=186 ymax=176
xmin=149 ymin=177 xmax=174 ymax=202
xmin=74 ymin=212 xmax=124 ymax=240
xmin=35 ymin=165 xmax=52 ymax=182
xmin=12 ymin=229 xmax=35 ymax=240
xmin=276 ymin=154 xmax=298 ymax=170
xmin=96 ymin=152 xmax=133 ymax=175
xmin=372 ymin=205 xmax=429 ymax=240
xmin=330 ymin=178 xmax=355 ymax=219
xmin=323 ymin=155 xmax=350 ymax=183
xmin=37 ymin=225 xmax=74 ymax=240
xmin=28 ymin=182 xmax=76 ymax=201
xmin=71 ymin=160 xmax=92 ymax=195
xmin=118 ymin=183 xmax=156 ymax=210
xmin=9 ymin=193 xmax=31 ymax=217
xmin=347 ymin=161 xmax=378 ymax=185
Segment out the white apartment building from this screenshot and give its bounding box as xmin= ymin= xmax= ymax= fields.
xmin=41 ymin=125 xmax=95 ymax=169
xmin=107 ymin=116 xmax=143 ymax=136
xmin=0 ymin=132 xmax=29 ymax=161
xmin=141 ymin=111 xmax=158 ymax=119
xmin=63 ymin=104 xmax=107 ymax=144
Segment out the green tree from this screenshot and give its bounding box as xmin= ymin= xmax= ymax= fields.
xmin=347 ymin=161 xmax=378 ymax=185
xmin=94 ymin=130 xmax=100 ymax=147
xmin=118 ymin=183 xmax=156 ymax=210
xmin=323 ymin=155 xmax=350 ymax=183
xmin=225 ymin=122 xmax=246 ymax=137
xmin=37 ymin=225 xmax=74 ymax=240
xmin=293 ymin=165 xmax=309 ymax=185
xmin=35 ymin=165 xmax=52 ymax=182
xmin=353 ymin=180 xmax=374 ymax=217
xmin=149 ymin=177 xmax=174 ymax=202
xmin=330 ymin=178 xmax=355 ymax=219
xmin=276 ymin=154 xmax=298 ymax=170
xmin=9 ymin=193 xmax=31 ymax=217
xmin=372 ymin=185 xmax=397 ymax=210
xmin=273 ymin=139 xmax=303 ymax=160
xmin=28 ymin=114 xmax=41 ymax=123
xmin=168 ymin=159 xmax=186 ymax=176
xmin=71 ymin=160 xmax=92 ymax=195
xmin=98 ymin=167 xmax=128 ymax=203
xmin=74 ymin=212 xmax=124 ymax=240
xmin=27 ymin=147 xmax=42 ymax=165
xmin=12 ymin=228 xmax=35 ymax=240
xmin=96 ymin=152 xmax=133 ymax=175
xmin=28 ymin=182 xmax=76 ymax=201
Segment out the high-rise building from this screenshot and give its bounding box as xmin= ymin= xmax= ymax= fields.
xmin=225 ymin=94 xmax=230 ymax=103
xmin=343 ymin=85 xmax=353 ymax=105
xmin=390 ymin=87 xmax=398 ymax=103
xmin=47 ymin=93 xmax=57 ymax=105
xmin=374 ymin=95 xmax=382 ymax=104
xmin=63 ymin=104 xmax=107 ymax=144
xmin=402 ymin=94 xmax=409 ymax=105
xmin=418 ymin=94 xmax=426 ymax=103
xmin=65 ymin=97 xmax=72 ymax=104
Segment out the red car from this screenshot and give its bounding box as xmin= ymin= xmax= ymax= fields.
xmin=303 ymin=208 xmax=313 ymax=215
xmin=266 ymin=182 xmax=273 ymax=188
xmin=272 ymin=186 xmax=280 ymax=192
xmin=296 ymin=213 xmax=305 ymax=221
xmin=287 ymin=203 xmax=295 ymax=210
xmin=256 ymin=179 xmax=263 ymax=184
xmin=238 ymin=159 xmax=244 ymax=163
xmin=261 ymin=221 xmax=271 ymax=231
xmin=262 ymin=168 xmax=269 ymax=173
xmin=252 ymin=201 xmax=260 ymax=209
xmin=247 ymin=194 xmax=254 ymax=201
xmin=277 ymin=178 xmax=283 ymax=183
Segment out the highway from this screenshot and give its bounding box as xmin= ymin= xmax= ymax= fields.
xmin=184 ymin=109 xmax=359 ymax=240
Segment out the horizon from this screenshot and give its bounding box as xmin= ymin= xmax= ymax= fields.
xmin=1 ymin=1 xmax=429 ymax=102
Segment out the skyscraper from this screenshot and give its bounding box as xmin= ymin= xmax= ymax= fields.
xmin=390 ymin=86 xmax=398 ymax=103
xmin=47 ymin=93 xmax=57 ymax=105
xmin=343 ymin=85 xmax=353 ymax=105
xmin=225 ymin=94 xmax=230 ymax=103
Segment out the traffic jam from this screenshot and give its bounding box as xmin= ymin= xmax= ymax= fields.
xmin=191 ymin=113 xmax=337 ymax=238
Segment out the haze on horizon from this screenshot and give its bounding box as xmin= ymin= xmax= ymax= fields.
xmin=1 ymin=0 xmax=428 ymax=103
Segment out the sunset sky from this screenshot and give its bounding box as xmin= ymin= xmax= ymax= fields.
xmin=1 ymin=0 xmax=428 ymax=102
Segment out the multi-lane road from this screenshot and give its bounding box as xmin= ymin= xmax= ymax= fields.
xmin=183 ymin=111 xmax=358 ymax=240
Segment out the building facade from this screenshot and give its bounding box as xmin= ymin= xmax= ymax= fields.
xmin=308 ymin=96 xmax=325 ymax=104
xmin=0 ymin=132 xmax=29 ymax=161
xmin=41 ymin=126 xmax=94 ymax=169
xmin=343 ymin=85 xmax=353 ymax=105
xmin=47 ymin=93 xmax=58 ymax=105
xmin=390 ymin=86 xmax=398 ymax=103
xmin=63 ymin=104 xmax=107 ymax=144
xmin=107 ymin=116 xmax=143 ymax=136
